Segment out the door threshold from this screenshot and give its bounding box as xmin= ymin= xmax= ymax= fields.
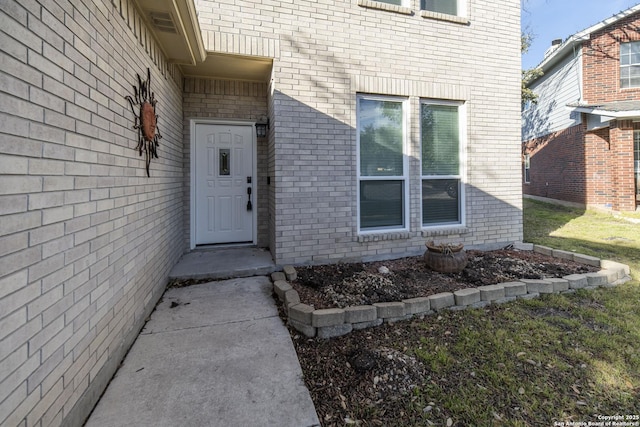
xmin=194 ymin=242 xmax=255 ymax=250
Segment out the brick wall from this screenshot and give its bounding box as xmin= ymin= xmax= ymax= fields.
xmin=584 ymin=127 xmax=613 ymax=207
xmin=609 ymin=120 xmax=637 ymax=211
xmin=523 ymin=124 xmax=590 ymax=204
xmin=0 ymin=1 xmax=184 ymax=425
xmin=523 ymin=120 xmax=636 ymax=211
xmin=195 ymin=0 xmax=523 ymax=264
xmin=582 ymin=12 xmax=640 ymax=103
xmin=582 ymin=12 xmax=640 ymax=211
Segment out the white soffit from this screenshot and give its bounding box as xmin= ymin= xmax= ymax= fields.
xmin=181 ymin=52 xmax=273 ymax=83
xmin=572 ymin=106 xmax=640 ymax=119
xmin=133 ymin=0 xmax=206 ymax=65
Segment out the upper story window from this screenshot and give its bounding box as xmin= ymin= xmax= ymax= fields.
xmin=378 ymin=0 xmax=406 ymax=5
xmin=620 ymin=41 xmax=640 ymax=89
xmin=420 ymin=0 xmax=468 ymax=23
xmin=421 ymin=0 xmax=457 ymax=15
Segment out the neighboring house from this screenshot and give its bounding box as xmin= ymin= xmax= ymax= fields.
xmin=0 ymin=0 xmax=521 ymax=425
xmin=522 ymin=5 xmax=640 ymax=212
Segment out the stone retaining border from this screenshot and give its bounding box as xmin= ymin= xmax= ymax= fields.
xmin=272 ymin=245 xmax=632 ymax=339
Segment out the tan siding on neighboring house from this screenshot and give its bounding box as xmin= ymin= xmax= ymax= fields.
xmin=522 ymin=51 xmax=583 ymax=141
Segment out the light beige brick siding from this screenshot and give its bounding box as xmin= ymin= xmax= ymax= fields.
xmin=194 ymin=0 xmax=523 ymax=264
xmin=1 ymin=0 xmax=184 ymax=425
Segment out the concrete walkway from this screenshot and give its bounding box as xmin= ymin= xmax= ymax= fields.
xmin=85 ymin=276 xmax=320 ymax=427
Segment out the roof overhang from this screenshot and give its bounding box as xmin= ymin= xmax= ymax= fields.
xmin=535 ymin=37 xmax=584 ymax=76
xmin=571 ymin=106 xmax=640 ymax=119
xmin=132 ymin=0 xmax=206 ymax=65
xmin=132 ymin=0 xmax=272 ymax=82
xmin=180 ymin=52 xmax=273 ymax=82
xmin=569 ymin=101 xmax=640 ymax=120
xmin=568 ymin=101 xmax=640 ymax=130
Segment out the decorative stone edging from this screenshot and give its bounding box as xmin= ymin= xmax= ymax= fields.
xmin=272 ymin=245 xmax=632 ymax=339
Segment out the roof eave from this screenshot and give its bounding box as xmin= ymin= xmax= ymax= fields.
xmin=571 ymin=106 xmax=640 ymax=119
xmin=132 ymin=0 xmax=206 ymax=66
xmin=537 ymin=36 xmax=585 ymax=73
xmin=526 ymin=5 xmax=640 ymax=86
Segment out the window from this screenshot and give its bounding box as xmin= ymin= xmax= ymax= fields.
xmin=358 ymin=96 xmax=408 ymax=231
xmin=357 ymin=0 xmax=412 ymax=13
xmin=421 ymin=0 xmax=460 ymax=16
xmin=524 ymin=154 xmax=531 ymax=184
xmin=620 ymin=41 xmax=640 ymax=89
xmin=421 ymin=101 xmax=464 ymax=226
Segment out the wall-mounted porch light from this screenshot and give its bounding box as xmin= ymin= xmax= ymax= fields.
xmin=255 ymin=116 xmax=269 ymax=138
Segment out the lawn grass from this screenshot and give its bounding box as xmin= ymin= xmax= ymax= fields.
xmin=410 ymin=200 xmax=640 ymax=426
xmin=408 ymin=200 xmax=640 ymax=425
xmin=523 ymin=198 xmax=640 ymax=280
xmin=408 ymin=289 xmax=640 ymax=425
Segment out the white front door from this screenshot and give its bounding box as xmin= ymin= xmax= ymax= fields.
xmin=194 ymin=123 xmax=254 ymax=245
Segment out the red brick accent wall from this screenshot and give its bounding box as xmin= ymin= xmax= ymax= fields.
xmin=523 ymin=124 xmax=589 ymax=204
xmin=584 ymin=127 xmax=613 ymax=206
xmin=609 ymin=120 xmax=638 ymax=211
xmin=582 ymin=12 xmax=640 ymax=103
xmin=524 ymin=120 xmax=638 ymax=211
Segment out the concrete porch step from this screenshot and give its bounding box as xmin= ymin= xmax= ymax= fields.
xmin=169 ymin=247 xmax=278 ymax=280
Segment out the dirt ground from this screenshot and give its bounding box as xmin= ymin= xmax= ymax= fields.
xmin=283 ymin=249 xmax=602 ymax=426
xmin=291 ymin=249 xmax=599 ymax=309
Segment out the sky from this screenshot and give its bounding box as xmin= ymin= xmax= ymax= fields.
xmin=522 ymin=0 xmax=640 ymax=69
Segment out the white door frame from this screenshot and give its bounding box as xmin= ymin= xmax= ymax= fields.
xmin=190 ymin=119 xmax=258 ymax=249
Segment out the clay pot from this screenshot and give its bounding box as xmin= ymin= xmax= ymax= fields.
xmin=423 ymin=241 xmax=468 ymax=273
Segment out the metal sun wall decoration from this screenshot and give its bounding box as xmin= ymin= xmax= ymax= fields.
xmin=125 ymin=68 xmax=161 ymax=177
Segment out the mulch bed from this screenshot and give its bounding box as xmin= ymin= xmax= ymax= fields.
xmin=290 ymin=249 xmax=600 ymax=309
xmin=283 ymin=249 xmax=607 ymax=426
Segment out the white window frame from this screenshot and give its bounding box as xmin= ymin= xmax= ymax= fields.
xmin=420 ymin=0 xmax=467 ymax=18
xmin=357 ymin=94 xmax=410 ymax=233
xmin=524 ymin=154 xmax=531 ymax=184
xmin=357 ymin=0 xmax=412 ymax=14
xmin=420 ymin=99 xmax=466 ymax=229
xmin=620 ymin=41 xmax=640 ymax=89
